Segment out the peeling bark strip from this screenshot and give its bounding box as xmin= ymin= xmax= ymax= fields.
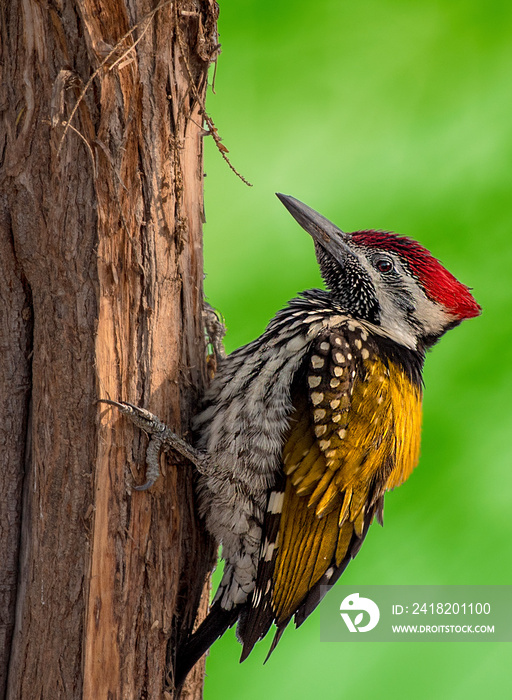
xmin=0 ymin=1 xmax=218 ymax=698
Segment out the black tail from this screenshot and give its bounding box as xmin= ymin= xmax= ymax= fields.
xmin=175 ymin=601 xmax=239 ymax=691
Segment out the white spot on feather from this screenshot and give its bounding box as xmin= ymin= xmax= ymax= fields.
xmin=268 ymin=491 xmax=284 ymax=514
xmin=263 ymin=539 xmax=276 ymax=561
xmin=311 ymin=355 xmax=324 ymax=369
xmin=311 ymin=392 xmax=324 ymax=405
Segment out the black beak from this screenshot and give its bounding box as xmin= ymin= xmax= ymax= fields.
xmin=276 ymin=194 xmax=356 ymax=263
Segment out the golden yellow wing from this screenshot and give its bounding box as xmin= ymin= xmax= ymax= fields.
xmin=240 ymin=325 xmax=422 ymax=658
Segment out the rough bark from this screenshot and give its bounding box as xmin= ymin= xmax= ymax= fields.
xmin=0 ymin=1 xmax=218 ymax=698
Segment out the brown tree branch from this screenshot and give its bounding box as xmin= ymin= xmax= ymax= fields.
xmin=0 ymin=1 xmax=219 ymax=697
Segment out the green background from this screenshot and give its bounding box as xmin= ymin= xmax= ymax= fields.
xmin=200 ymin=1 xmax=512 ymax=698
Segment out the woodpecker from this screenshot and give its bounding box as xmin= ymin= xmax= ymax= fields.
xmin=103 ymin=194 xmax=480 ymax=687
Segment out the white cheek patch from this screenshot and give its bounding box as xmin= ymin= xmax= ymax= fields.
xmin=374 ymin=295 xmax=418 ymax=348
xmin=390 ymin=271 xmax=454 ymax=339
xmin=407 ymin=282 xmax=454 ymax=336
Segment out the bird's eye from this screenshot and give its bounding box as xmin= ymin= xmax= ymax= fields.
xmin=374 ymin=257 xmax=394 ymax=274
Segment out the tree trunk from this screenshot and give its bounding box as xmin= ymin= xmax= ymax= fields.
xmin=0 ymin=1 xmax=218 ymax=697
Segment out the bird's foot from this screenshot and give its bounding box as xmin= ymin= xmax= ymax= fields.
xmin=99 ymin=399 xmax=209 ymax=489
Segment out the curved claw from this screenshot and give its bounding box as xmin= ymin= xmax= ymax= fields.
xmin=133 ymin=479 xmax=156 ymax=492
xmin=98 ymin=398 xmax=127 ymax=409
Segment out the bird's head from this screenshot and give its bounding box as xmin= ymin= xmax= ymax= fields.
xmin=277 ymin=194 xmax=481 ymax=350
